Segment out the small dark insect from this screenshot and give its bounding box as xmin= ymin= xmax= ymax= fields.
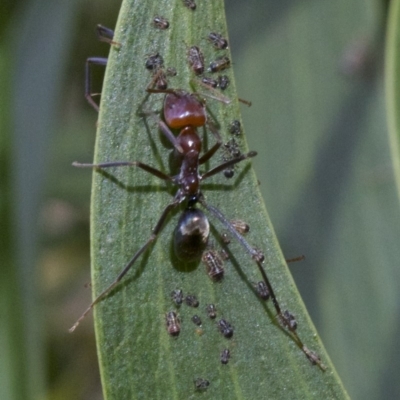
xmin=218 ymin=318 xmax=233 ymax=338
xmin=171 ymin=289 xmax=183 ymax=306
xmin=221 ymin=232 xmax=231 ymax=244
xmin=183 ymin=0 xmax=196 ymax=10
xmin=231 ymin=219 xmax=250 ymax=235
xmin=185 ymin=294 xmax=199 ymax=308
xmin=255 ymin=281 xmax=270 ymax=301
xmin=145 ymin=52 xmax=164 ymax=70
xmin=153 ymin=15 xmax=169 ymax=29
xmin=187 ymin=46 xmax=204 ymax=75
xmin=206 ymin=304 xmax=217 ymax=319
xmin=224 ymin=139 xmax=241 ymax=159
xmin=202 ymin=76 xmax=219 ymax=89
xmin=222 ymin=138 xmax=242 ymax=179
xmin=220 ymin=249 xmax=229 ymax=260
xmin=154 ymin=69 xmax=168 ymax=90
xmin=208 ymin=32 xmax=229 ymax=50
xmin=194 ymin=378 xmax=210 ymax=390
xmin=229 ymin=120 xmax=241 ymax=135
xmin=220 ymin=348 xmax=230 ymax=364
xmin=282 ymin=310 xmax=297 ymax=331
xmin=165 ymin=311 xmax=181 ymax=336
xmin=202 ymin=249 xmax=225 ymax=281
xmin=191 ymin=315 xmax=202 ymax=326
xmin=303 ymin=346 xmax=322 ymax=366
xmin=224 ymin=169 xmax=234 ymax=179
xmin=218 ymin=75 xmax=230 ymax=90
xmin=209 ymin=56 xmax=231 ymax=73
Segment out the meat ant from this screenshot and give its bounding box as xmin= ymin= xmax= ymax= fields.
xmin=75 ymin=58 xmax=325 ymax=371
xmin=70 ymin=85 xmax=256 ymax=331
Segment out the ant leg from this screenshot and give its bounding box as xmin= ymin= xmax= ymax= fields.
xmin=199 ymin=121 xmax=222 ymax=165
xmin=95 ymin=24 xmax=120 ymax=46
xmin=85 ymin=57 xmax=108 ymax=112
xmin=286 ymin=255 xmax=305 ymax=263
xmin=72 ymin=160 xmax=174 ymax=183
xmin=238 ymin=98 xmax=252 ymax=107
xmin=142 ymin=86 xmax=185 ymax=154
xmin=141 ymin=111 xmax=185 ymax=154
xmin=69 ymin=197 xmax=181 ymax=332
xmin=200 ymin=197 xmax=326 ymax=370
xmin=201 ymin=151 xmax=257 ymax=180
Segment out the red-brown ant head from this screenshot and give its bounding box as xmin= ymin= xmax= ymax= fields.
xmin=164 ymin=91 xmax=206 ymax=129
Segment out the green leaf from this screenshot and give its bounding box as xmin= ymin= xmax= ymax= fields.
xmin=83 ymin=0 xmax=349 ymax=398
xmin=386 ymin=0 xmax=400 ymax=202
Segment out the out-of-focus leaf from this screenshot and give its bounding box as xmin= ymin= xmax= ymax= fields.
xmin=7 ymin=0 xmax=81 ymax=398
xmin=386 ymin=0 xmax=400 ymax=201
xmin=229 ymin=1 xmax=400 ymax=399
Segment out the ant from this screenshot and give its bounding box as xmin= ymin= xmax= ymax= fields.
xmin=77 ymin=50 xmax=325 ymax=370
xmin=70 ymin=85 xmax=256 ymax=331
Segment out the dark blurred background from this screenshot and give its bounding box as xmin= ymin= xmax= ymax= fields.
xmin=1 ymin=0 xmax=399 ymax=399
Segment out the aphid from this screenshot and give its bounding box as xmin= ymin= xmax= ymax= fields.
xmin=222 ymin=138 xmax=242 ymax=179
xmin=71 ymin=79 xmax=325 ymax=369
xmin=191 ymin=315 xmax=202 ymax=326
xmin=218 ymin=319 xmax=234 ymax=338
xmin=185 ymin=294 xmax=199 ymax=308
xmin=303 ymin=346 xmax=322 ymax=366
xmin=155 ymin=70 xmax=168 ymax=90
xmin=254 ymin=281 xmax=270 ymax=300
xmin=206 ymin=304 xmax=217 ymax=319
xmin=166 ymin=311 xmax=181 ymax=336
xmin=187 ymin=46 xmax=204 ymax=75
xmin=208 ymin=32 xmax=229 ymax=50
xmin=146 ymin=67 xmax=169 ymax=90
xmin=183 ymin=0 xmax=196 ymax=10
xmin=224 ymin=139 xmax=241 ymax=158
xmin=202 ymin=249 xmax=225 ymax=281
xmin=218 ymin=75 xmax=230 ymax=90
xmin=221 ymin=232 xmax=231 ymax=244
xmin=231 ymin=219 xmax=250 ymax=235
xmin=282 ymin=310 xmax=297 ymax=331
xmin=229 ymin=120 xmax=241 ymax=135
xmin=153 ymin=15 xmax=169 ymax=29
xmin=194 ymin=378 xmax=209 ymax=390
xmin=220 ymin=249 xmax=229 ymax=260
xmin=195 ymin=328 xmax=204 ymax=336
xmin=201 ymin=76 xmax=219 ymax=89
xmin=171 ymin=289 xmax=183 ymax=306
xmin=220 ymin=348 xmax=230 ymax=364
xmin=209 ymin=56 xmax=231 ymax=73
xmin=224 ymin=168 xmax=234 ymax=179
xmin=145 ymin=52 xmax=164 ymax=70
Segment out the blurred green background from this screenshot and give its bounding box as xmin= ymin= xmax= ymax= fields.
xmin=1 ymin=0 xmax=399 ymax=399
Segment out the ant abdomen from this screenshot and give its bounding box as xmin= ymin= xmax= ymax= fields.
xmin=174 ymin=208 xmax=210 ymax=262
